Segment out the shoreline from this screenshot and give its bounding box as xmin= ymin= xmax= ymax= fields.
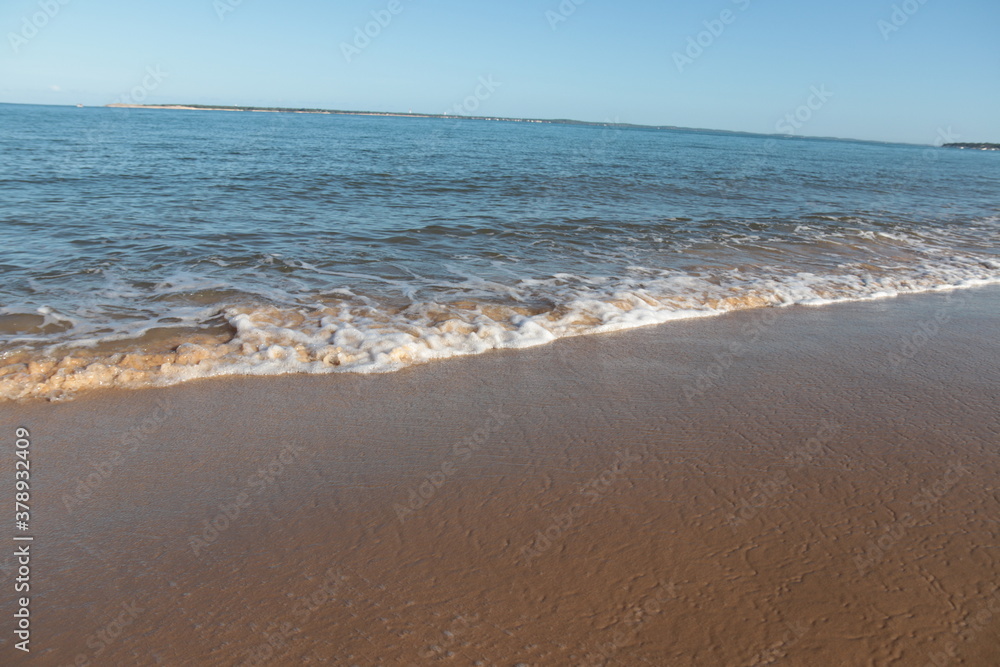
xmin=93 ymin=103 xmax=954 ymax=147
xmin=104 ymin=103 xmax=590 ymax=125
xmin=1 ymin=286 xmax=998 ymax=664
xmin=4 ymin=277 xmax=999 ymax=404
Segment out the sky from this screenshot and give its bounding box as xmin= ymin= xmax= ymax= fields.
xmin=0 ymin=0 xmax=997 ymax=144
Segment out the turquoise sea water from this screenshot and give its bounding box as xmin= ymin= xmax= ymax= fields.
xmin=1 ymin=103 xmax=998 ymax=399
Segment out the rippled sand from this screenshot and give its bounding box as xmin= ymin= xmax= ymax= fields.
xmin=1 ymin=287 xmax=998 ymax=665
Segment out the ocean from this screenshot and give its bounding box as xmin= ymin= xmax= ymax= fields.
xmin=1 ymin=103 xmax=998 ymax=400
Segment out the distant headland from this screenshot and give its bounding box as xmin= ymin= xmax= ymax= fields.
xmin=98 ymin=103 xmax=852 ymax=142
xmin=102 ymin=104 xmax=996 ymax=148
xmin=943 ymin=143 xmax=1000 ymax=151
xmin=105 ymin=103 xmax=673 ymax=131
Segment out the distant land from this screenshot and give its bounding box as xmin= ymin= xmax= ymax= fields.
xmin=104 ymin=103 xmax=756 ymax=135
xmin=101 ymin=103 xmax=900 ymax=146
xmin=943 ymin=143 xmax=1000 ymax=151
xmin=108 ymin=102 xmax=551 ymax=124
xmin=100 ymin=104 xmax=996 ymax=148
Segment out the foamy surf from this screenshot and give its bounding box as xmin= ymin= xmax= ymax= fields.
xmin=2 ymin=254 xmax=998 ymax=402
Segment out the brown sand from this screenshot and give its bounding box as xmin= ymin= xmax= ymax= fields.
xmin=1 ymin=287 xmax=998 ymax=666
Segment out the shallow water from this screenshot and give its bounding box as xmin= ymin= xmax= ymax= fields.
xmin=1 ymin=103 xmax=998 ymax=399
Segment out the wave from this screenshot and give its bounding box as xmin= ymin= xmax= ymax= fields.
xmin=2 ymin=251 xmax=998 ymax=402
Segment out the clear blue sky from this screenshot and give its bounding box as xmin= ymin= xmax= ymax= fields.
xmin=1 ymin=0 xmax=997 ymax=144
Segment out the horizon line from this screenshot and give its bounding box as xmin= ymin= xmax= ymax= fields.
xmin=0 ymin=100 xmax=966 ymax=148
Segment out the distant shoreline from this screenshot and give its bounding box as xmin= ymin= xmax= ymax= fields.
xmin=943 ymin=142 xmax=1000 ymax=151
xmin=98 ymin=103 xmax=892 ymax=145
xmin=105 ymin=103 xmax=626 ymax=129
xmin=6 ymin=102 xmax=976 ymax=147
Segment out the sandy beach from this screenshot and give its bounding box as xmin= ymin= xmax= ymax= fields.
xmin=1 ymin=286 xmax=998 ymax=666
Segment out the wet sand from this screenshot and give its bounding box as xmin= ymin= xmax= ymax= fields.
xmin=1 ymin=286 xmax=998 ymax=666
